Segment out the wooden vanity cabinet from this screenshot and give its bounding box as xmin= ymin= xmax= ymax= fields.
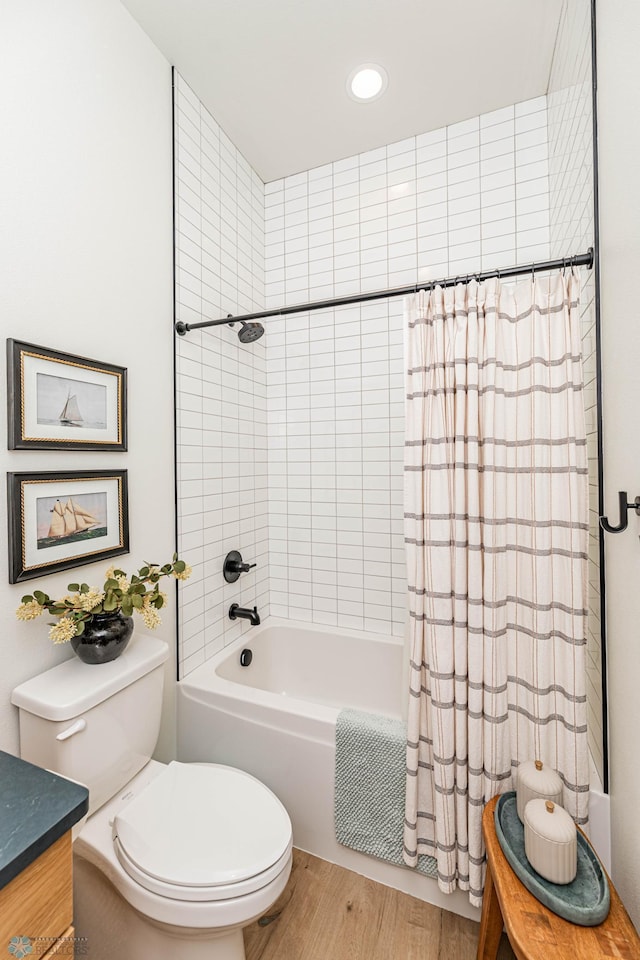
xmin=0 ymin=832 xmax=75 ymax=958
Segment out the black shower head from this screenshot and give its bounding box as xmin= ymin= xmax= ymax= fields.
xmin=237 ymin=320 xmax=264 ymax=343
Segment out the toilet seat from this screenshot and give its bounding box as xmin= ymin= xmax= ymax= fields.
xmin=112 ymin=761 xmax=292 ymax=902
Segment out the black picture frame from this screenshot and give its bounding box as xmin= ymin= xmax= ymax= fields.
xmin=8 ymin=470 xmax=129 ymax=583
xmin=7 ymin=339 xmax=127 ymax=451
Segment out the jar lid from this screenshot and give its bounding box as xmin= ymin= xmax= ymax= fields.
xmin=524 ymin=797 xmax=577 ymax=844
xmin=518 ymin=759 xmax=563 ymax=797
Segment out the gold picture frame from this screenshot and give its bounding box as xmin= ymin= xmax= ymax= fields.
xmin=8 ymin=470 xmax=129 ymax=583
xmin=7 ymin=339 xmax=127 ymax=450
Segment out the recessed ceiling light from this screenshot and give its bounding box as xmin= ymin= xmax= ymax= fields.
xmin=347 ymin=64 xmax=388 ymax=102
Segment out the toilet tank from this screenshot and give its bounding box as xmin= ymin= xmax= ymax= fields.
xmin=11 ymin=635 xmax=169 ymax=816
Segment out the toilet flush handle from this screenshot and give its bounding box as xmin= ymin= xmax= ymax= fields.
xmin=56 ymin=718 xmax=87 ymax=741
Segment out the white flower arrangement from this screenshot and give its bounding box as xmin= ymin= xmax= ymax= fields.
xmin=16 ymin=555 xmax=192 ymax=643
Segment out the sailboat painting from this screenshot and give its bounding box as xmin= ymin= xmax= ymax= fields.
xmin=36 ymin=493 xmax=108 ymax=550
xmin=58 ymin=392 xmax=83 ymax=425
xmin=36 ymin=373 xmax=107 ymax=430
xmin=8 ymin=470 xmax=128 ymax=583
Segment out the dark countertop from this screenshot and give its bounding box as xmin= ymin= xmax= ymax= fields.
xmin=0 ymin=750 xmax=89 ymax=890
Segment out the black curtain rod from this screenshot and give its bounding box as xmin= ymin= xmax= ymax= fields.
xmin=175 ymin=247 xmax=594 ymax=336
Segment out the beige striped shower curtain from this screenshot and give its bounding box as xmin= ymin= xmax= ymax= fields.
xmin=403 ymin=271 xmax=589 ymax=908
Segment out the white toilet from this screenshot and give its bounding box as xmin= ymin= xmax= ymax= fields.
xmin=11 ymin=635 xmax=292 ymax=960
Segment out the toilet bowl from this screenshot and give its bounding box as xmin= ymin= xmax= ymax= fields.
xmin=73 ymin=760 xmax=292 ymax=960
xmin=11 ymin=635 xmax=293 ymax=960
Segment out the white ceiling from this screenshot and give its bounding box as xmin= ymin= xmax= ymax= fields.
xmin=121 ymin=0 xmax=564 ymax=182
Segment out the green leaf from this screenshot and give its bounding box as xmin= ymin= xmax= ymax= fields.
xmin=104 ymin=578 xmax=119 ymax=590
xmin=121 ymin=599 xmax=133 ymax=618
xmin=161 ymin=564 xmax=171 ymax=574
xmin=80 ymin=583 xmax=89 ymax=594
xmin=21 ymin=595 xmax=34 ymax=604
xmin=139 ymin=566 xmax=150 ymax=578
xmin=173 ymin=561 xmax=186 ymax=573
xmin=153 ymin=596 xmax=164 ymax=609
xmin=33 ymin=590 xmax=47 ymax=603
xmin=131 ymin=594 xmax=144 ymax=609
xmin=172 ymin=552 xmax=177 ymax=562
xmin=103 ymin=596 xmax=117 ymax=612
xmin=67 ymin=583 xmax=80 ymax=592
xmin=75 ymin=620 xmax=85 ymax=635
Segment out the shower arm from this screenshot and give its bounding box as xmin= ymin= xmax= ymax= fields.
xmin=173 ymin=248 xmax=594 ymax=336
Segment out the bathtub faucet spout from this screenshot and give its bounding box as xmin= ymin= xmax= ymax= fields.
xmin=229 ymin=603 xmax=260 ymax=626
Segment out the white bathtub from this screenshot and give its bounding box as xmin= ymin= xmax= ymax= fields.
xmin=177 ymin=617 xmax=610 ymax=919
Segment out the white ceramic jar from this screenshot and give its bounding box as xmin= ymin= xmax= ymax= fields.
xmin=524 ymin=799 xmax=578 ymax=884
xmin=516 ymin=759 xmax=563 ymax=822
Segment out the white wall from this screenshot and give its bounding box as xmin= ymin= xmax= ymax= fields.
xmin=597 ymin=0 xmax=640 ymax=929
xmin=264 ymin=100 xmax=551 ymax=635
xmin=0 ymin=1 xmax=176 ymax=758
xmin=174 ymin=74 xmax=268 ymax=677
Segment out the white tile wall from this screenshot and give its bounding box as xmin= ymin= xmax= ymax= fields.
xmin=547 ymin=0 xmax=603 ymax=786
xmin=266 ymin=299 xmax=406 ymax=635
xmin=264 ymin=98 xmax=551 ymax=638
xmin=175 ymin=62 xmax=602 ymax=750
xmin=174 ymin=73 xmax=269 ymax=676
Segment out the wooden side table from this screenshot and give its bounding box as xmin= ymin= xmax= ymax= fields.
xmin=477 ymin=795 xmax=640 ymax=960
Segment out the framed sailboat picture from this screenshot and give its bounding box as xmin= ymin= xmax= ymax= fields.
xmin=7 ymin=470 xmax=129 ymax=583
xmin=7 ymin=339 xmax=127 ymax=450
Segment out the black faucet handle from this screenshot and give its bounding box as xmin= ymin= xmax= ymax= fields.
xmin=223 ymin=551 xmax=257 ymax=583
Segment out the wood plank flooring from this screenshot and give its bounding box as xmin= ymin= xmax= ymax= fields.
xmin=244 ymin=849 xmax=516 ymax=960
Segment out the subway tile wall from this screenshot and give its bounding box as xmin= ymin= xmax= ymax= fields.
xmin=175 ymin=61 xmax=603 ymax=737
xmin=547 ymin=0 xmax=603 ymax=786
xmin=264 ymin=98 xmax=551 ymax=636
xmin=174 ymin=73 xmax=269 ymax=677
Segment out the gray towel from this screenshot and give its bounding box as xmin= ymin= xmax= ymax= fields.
xmin=334 ymin=707 xmax=438 ymax=878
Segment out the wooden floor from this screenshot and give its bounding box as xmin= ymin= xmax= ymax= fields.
xmin=245 ymin=849 xmax=516 ymax=960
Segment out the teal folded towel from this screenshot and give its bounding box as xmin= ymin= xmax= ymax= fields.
xmin=334 ymin=707 xmax=437 ymax=879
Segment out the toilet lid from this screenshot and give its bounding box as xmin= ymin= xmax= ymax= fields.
xmin=113 ymin=762 xmax=292 ymax=895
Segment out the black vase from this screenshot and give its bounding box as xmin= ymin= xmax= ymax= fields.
xmin=70 ymin=611 xmax=134 ymax=665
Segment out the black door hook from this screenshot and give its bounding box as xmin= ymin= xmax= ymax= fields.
xmin=599 ymin=491 xmax=640 ymax=534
